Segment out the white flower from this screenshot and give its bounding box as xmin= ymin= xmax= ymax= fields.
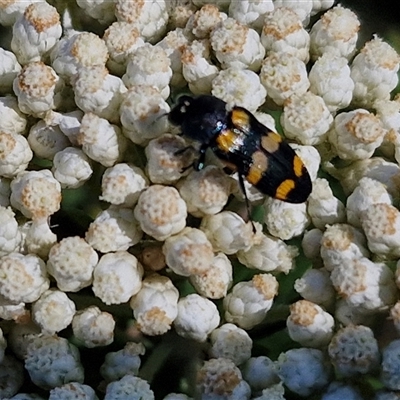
xmin=100 ymin=342 xmax=145 ymax=382
xmin=197 ymin=358 xmax=251 ymax=399
xmin=223 ymin=274 xmax=279 ymax=330
xmin=320 ymin=224 xmax=370 ymax=272
xmin=47 ymin=236 xmax=98 ymax=292
xmin=0 ymin=252 xmax=49 ymax=305
xmin=122 ymin=43 xmax=172 ymax=99
xmin=307 ymin=178 xmax=345 ymax=229
xmin=181 ymin=39 xmax=219 ymax=94
xmin=174 ymin=293 xmax=220 ymax=342
xmin=328 ymin=325 xmax=380 ymax=376
xmin=27 ymin=119 xmax=70 ymax=160
xmin=10 ymin=169 xmax=61 ymax=219
xmin=103 ymin=22 xmax=145 ymax=76
xmin=178 ymin=165 xmax=231 ymax=217
xmin=0 ymin=0 xmax=45 ymax=26
xmin=210 ymin=17 xmax=265 ymax=71
xmin=189 ymin=252 xmax=233 ymax=299
xmin=0 ymin=206 xmax=22 ymax=257
xmin=104 ymin=375 xmax=155 ymax=400
xmin=77 ymin=112 xmax=127 ymax=167
xmin=145 ymin=134 xmax=196 ymax=185
xmin=309 ymin=53 xmax=354 ymax=112
xmin=134 ymin=185 xmax=187 ymax=241
xmin=85 ymin=205 xmax=143 ymax=253
xmin=185 ymin=4 xmax=226 ymax=39
xmin=52 ymin=147 xmax=93 ymax=189
xmin=309 ymin=5 xmax=360 ymax=61
xmin=346 ymin=177 xmax=392 ymax=228
xmin=51 ymin=31 xmax=108 ymax=81
xmin=72 ymin=306 xmax=115 ymax=348
xmin=212 ymin=67 xmax=266 ymax=112
xmin=276 ymin=348 xmax=331 ymax=397
xmin=100 ymin=163 xmax=148 ymax=207
xmin=25 ymin=335 xmax=84 ymax=389
xmin=72 ymin=65 xmax=126 ymax=124
xmin=381 ymin=339 xmax=400 ymax=390
xmin=45 ymin=109 xmax=83 ymax=146
xmin=281 ymin=92 xmax=333 ymax=145
xmin=287 ymin=300 xmax=334 ymax=347
xmin=0 ymin=96 xmax=26 ymax=134
xmin=0 ymin=48 xmax=22 ymax=92
xmin=229 ymin=0 xmax=273 ymax=31
xmin=0 ymin=131 xmax=33 ymax=178
xmin=360 ymin=203 xmax=400 ymax=259
xmin=114 ymin=0 xmax=168 ymax=43
xmin=261 ymin=7 xmax=310 ymax=63
xmin=11 ymin=2 xmax=62 ymax=65
xmin=92 ymin=251 xmax=143 ymax=305
xmin=328 ymin=109 xmax=386 ymax=161
xmin=200 ymin=211 xmax=253 ymax=255
xmin=163 ymin=227 xmax=214 ymax=277
xmin=0 ymin=302 xmax=27 ymax=322
xmin=120 ymin=85 xmax=170 ymax=145
xmin=260 ymin=52 xmax=309 ymax=106
xmin=13 ymin=61 xmax=63 ymax=117
xmin=263 ymin=198 xmax=310 ymax=240
xmin=32 ymin=289 xmax=76 ymax=334
xmin=209 ymin=323 xmax=252 ymax=366
xmin=237 ymin=233 xmax=298 ymax=274
xmin=301 ymin=228 xmax=323 ymax=265
xmin=49 ymin=382 xmax=99 ymax=400
xmin=76 ymin=0 xmax=115 ymax=25
xmin=273 ymin=0 xmax=313 ymax=25
xmin=351 ymin=36 xmax=400 ymax=108
xmin=130 ymin=274 xmax=179 ymax=336
xmin=294 ymin=268 xmax=336 ymax=309
xmin=331 ymin=257 xmax=397 ymax=312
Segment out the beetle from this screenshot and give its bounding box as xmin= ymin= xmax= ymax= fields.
xmin=169 ymin=95 xmax=312 ymax=210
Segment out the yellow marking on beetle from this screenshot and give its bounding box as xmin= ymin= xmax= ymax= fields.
xmin=247 ymin=150 xmax=269 ymax=185
xmin=231 ymin=109 xmax=251 ymax=129
xmin=261 ymin=132 xmax=281 ymax=154
xmin=293 ymin=155 xmax=304 ymax=178
xmin=276 ymin=179 xmax=296 ymax=200
xmin=215 ymin=129 xmax=240 ymax=153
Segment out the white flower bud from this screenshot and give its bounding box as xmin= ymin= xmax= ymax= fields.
xmin=52 ymin=147 xmax=93 ymax=189
xmin=45 ymin=109 xmax=83 ymax=146
xmin=301 ymin=228 xmax=323 ymax=265
xmin=287 ymin=300 xmax=335 ymax=347
xmin=13 ymin=61 xmax=63 ymax=117
xmin=49 ymin=382 xmax=99 ymax=400
xmin=0 ymin=0 xmax=45 ymax=26
xmin=32 ymin=289 xmax=75 ymax=334
xmin=229 ymin=0 xmax=273 ymax=30
xmin=72 ymin=306 xmax=115 ymax=348
xmin=223 ymin=274 xmax=279 ymax=330
xmin=174 ymin=293 xmax=220 ymax=341
xmin=0 ymin=96 xmax=26 ymax=134
xmin=0 ymin=252 xmax=49 ymax=304
xmin=47 ymin=236 xmax=98 ymax=292
xmin=92 ymin=251 xmax=143 ymax=305
xmin=76 ymin=0 xmax=115 ymax=25
xmin=11 ymin=2 xmax=61 ymax=64
xmin=0 ymin=131 xmax=33 ymax=178
xmin=134 ymin=185 xmax=187 ymax=241
xmin=77 ymin=112 xmax=127 ymax=167
xmin=100 ymin=163 xmax=148 ymax=207
xmin=212 ymin=67 xmax=266 ymax=113
xmin=0 ymin=206 xmax=22 ymax=257
xmin=85 ymin=206 xmax=143 ymax=253
xmin=105 ymin=375 xmax=154 ymax=400
xmin=260 ymin=52 xmax=309 ymax=106
xmin=381 ymin=339 xmax=400 ymax=390
xmin=186 ymin=4 xmax=226 ymax=39
xmin=130 ymin=274 xmax=179 ymax=336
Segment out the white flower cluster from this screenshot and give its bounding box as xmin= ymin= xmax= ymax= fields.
xmin=1 ymin=0 xmax=400 ymax=399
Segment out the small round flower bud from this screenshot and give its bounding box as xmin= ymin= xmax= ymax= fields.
xmin=0 ymin=206 xmax=22 ymax=256
xmin=134 ymin=185 xmax=187 ymax=241
xmin=32 ymin=289 xmax=76 ymax=334
xmin=130 ymin=274 xmax=179 ymax=336
xmin=76 ymin=0 xmax=115 ymax=25
xmin=92 ymin=251 xmax=143 ymax=305
xmin=229 ymin=0 xmax=273 ymax=31
xmin=10 ymin=169 xmax=61 ymax=219
xmin=100 ymin=163 xmax=148 ymax=207
xmin=0 ymin=131 xmax=33 ymax=178
xmin=49 ymin=382 xmax=99 ymax=400
xmin=163 ymin=227 xmax=214 ymax=277
xmin=52 ymin=147 xmax=93 ymax=189
xmin=174 ymin=293 xmax=220 ymax=342
xmin=104 ymin=375 xmax=155 ymax=400
xmin=47 ymin=236 xmax=98 ymax=292
xmin=72 ymin=306 xmax=115 ymax=348
xmin=301 ymin=228 xmax=323 ymax=265
xmin=85 ymin=205 xmax=143 ymax=253
xmin=0 ymin=96 xmax=26 ymax=134
xmin=186 ymin=4 xmax=226 ymax=39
